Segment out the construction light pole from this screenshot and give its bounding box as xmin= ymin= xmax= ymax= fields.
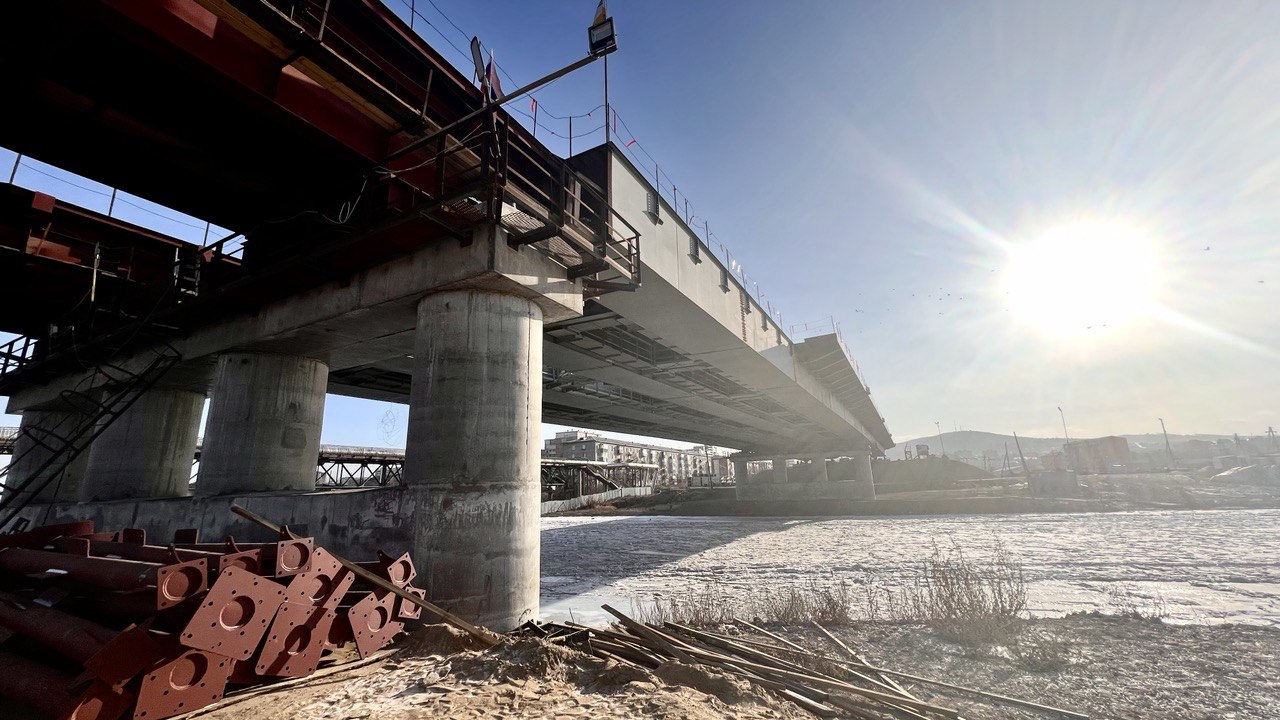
xmin=935 ymin=421 xmax=947 ymax=457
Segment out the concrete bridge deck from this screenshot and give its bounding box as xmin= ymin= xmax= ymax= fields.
xmin=0 ymin=0 xmax=893 ymax=630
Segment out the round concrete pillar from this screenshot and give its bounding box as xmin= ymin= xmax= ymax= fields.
xmin=771 ymin=457 xmax=789 ymax=483
xmin=403 ymin=289 xmax=542 ymax=631
xmin=6 ymin=408 xmax=89 ymax=503
xmin=197 ymin=353 xmax=328 ymax=496
xmin=851 ymin=452 xmax=876 ymax=499
xmin=810 ymin=455 xmax=831 ymax=482
xmin=83 ymin=388 xmax=204 ymax=500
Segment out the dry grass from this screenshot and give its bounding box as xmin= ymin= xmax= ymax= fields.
xmin=635 ymin=540 xmax=1028 ymax=647
xmin=634 ymin=580 xmax=857 ymax=627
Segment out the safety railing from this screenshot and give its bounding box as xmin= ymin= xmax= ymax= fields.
xmin=0 ymin=335 xmax=37 ymax=380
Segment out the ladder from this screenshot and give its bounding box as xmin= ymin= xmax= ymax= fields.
xmin=0 ymin=344 xmax=182 ymax=531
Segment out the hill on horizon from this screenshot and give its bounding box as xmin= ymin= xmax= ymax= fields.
xmin=897 ymin=429 xmax=1238 ymax=458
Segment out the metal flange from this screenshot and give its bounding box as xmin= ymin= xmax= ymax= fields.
xmin=178 ymin=566 xmax=285 ymax=660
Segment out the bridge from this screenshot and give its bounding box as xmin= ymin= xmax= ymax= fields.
xmin=0 ymin=0 xmax=891 ymax=629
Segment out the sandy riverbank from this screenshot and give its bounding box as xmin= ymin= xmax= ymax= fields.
xmin=184 ymin=615 xmax=1279 ymax=720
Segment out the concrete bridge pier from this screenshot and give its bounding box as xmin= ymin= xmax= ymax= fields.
xmin=6 ymin=406 xmax=90 ymax=502
xmin=732 ymin=459 xmax=749 ymax=484
xmin=81 ymin=387 xmax=204 ymax=500
xmin=771 ymin=457 xmax=789 ymax=483
xmin=850 ymin=451 xmax=876 ymax=499
xmin=810 ymin=455 xmax=831 ymax=482
xmin=197 ymin=353 xmax=328 ymax=496
xmin=404 ymin=289 xmax=543 ymax=631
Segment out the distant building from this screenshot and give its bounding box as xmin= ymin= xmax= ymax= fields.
xmin=542 ymin=430 xmax=725 ymax=483
xmin=1063 ymin=436 xmax=1131 ymax=474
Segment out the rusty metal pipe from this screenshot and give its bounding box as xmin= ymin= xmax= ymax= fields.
xmin=0 ymin=548 xmax=206 ymax=608
xmin=0 ymin=591 xmax=117 ymax=663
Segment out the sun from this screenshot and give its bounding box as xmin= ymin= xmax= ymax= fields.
xmin=1001 ymin=220 xmax=1161 ymax=335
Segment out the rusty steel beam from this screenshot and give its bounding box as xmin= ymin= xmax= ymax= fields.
xmin=0 ymin=590 xmax=118 ymax=664
xmin=52 ymin=537 xmax=227 ymax=569
xmin=172 ymin=536 xmax=313 ymax=578
xmin=0 ymin=548 xmax=207 ymax=610
xmin=0 ymin=649 xmax=131 ymax=720
xmin=0 ymin=520 xmax=94 ymax=550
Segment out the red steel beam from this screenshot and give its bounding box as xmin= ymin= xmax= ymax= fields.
xmin=0 ymin=548 xmax=207 ymax=609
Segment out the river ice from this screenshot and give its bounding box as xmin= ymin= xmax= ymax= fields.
xmin=540 ymin=509 xmax=1280 ymax=626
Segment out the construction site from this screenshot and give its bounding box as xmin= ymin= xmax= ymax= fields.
xmin=1 ymin=2 xmax=1277 ymax=719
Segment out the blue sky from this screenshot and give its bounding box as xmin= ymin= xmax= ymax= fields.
xmin=5 ymin=0 xmax=1280 ymax=446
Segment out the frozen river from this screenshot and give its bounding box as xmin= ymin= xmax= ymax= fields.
xmin=541 ymin=509 xmax=1280 ymax=626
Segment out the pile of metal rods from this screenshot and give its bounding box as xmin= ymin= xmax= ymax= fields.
xmin=521 ymin=604 xmax=1089 ymax=720
xmin=0 ymin=513 xmax=435 ymax=720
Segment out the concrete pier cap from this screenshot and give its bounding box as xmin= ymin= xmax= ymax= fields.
xmin=403 ymin=288 xmax=544 ymax=631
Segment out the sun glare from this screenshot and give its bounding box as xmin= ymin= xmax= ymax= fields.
xmin=1002 ymin=220 xmax=1160 ymax=336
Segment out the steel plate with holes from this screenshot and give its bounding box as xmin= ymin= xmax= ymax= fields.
xmin=133 ymin=648 xmax=232 ymax=720
xmin=154 ymin=559 xmax=208 ymax=610
xmin=347 ymin=591 xmax=403 ymax=659
xmin=179 ymin=566 xmax=285 ymax=660
xmin=378 ymin=551 xmax=416 ymax=587
xmin=270 ymin=537 xmax=314 ymax=578
xmin=394 ymin=587 xmax=426 ymax=622
xmin=255 ymin=601 xmax=336 ymax=678
xmin=282 ymin=548 xmax=353 ymax=609
xmin=215 ymin=549 xmax=264 ymax=577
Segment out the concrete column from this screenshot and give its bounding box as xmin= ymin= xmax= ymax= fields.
xmin=851 ymin=451 xmax=876 ymax=499
xmin=771 ymin=457 xmax=789 ymax=483
xmin=6 ymin=408 xmax=90 ymax=503
xmin=82 ymin=388 xmax=204 ymax=500
xmin=403 ymin=289 xmax=543 ymax=631
xmin=197 ymin=353 xmax=328 ymax=496
xmin=732 ymin=459 xmax=749 ymax=484
xmin=811 ymin=455 xmax=831 ymax=482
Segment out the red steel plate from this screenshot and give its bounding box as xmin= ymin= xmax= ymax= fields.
xmin=394 ymin=587 xmax=426 ymax=622
xmin=133 ymin=648 xmax=232 ymax=720
xmin=347 ymin=591 xmax=403 ymax=659
xmin=255 ymin=601 xmax=336 ymax=678
xmin=283 ymin=548 xmax=354 ymax=609
xmin=179 ymin=566 xmax=285 ymax=660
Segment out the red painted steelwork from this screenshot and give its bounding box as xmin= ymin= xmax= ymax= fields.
xmin=282 ymin=547 xmax=354 ymax=609
xmin=0 ymin=520 xmax=94 ymax=550
xmin=0 ymin=549 xmax=207 ymax=610
xmin=254 ymin=600 xmax=335 ymax=678
xmin=0 ymin=649 xmax=132 ymax=720
xmin=133 ymin=645 xmax=233 ymax=720
xmin=0 ymin=590 xmax=118 ymax=663
xmin=346 ymin=590 xmax=402 ymax=659
xmin=178 ymin=565 xmax=285 ymax=661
